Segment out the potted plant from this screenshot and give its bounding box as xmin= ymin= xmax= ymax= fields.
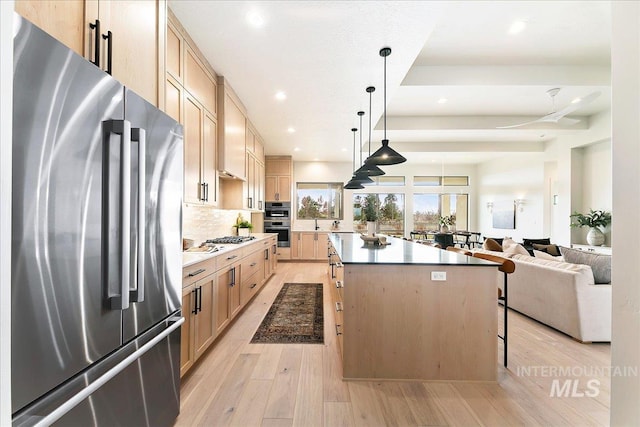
xmin=569 ymin=209 xmax=611 ymax=246
xmin=438 ymin=215 xmax=455 ymax=233
xmin=362 ymin=194 xmax=379 ymax=235
xmin=235 ymin=220 xmax=253 ymax=236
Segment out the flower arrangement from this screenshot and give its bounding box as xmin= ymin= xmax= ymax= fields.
xmin=438 ymin=215 xmax=455 ymax=227
xmin=569 ymin=209 xmax=611 ymax=229
xmin=235 ymin=220 xmax=253 ymax=230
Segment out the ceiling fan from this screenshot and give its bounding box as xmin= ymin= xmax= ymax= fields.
xmin=497 ymin=88 xmax=601 ymax=129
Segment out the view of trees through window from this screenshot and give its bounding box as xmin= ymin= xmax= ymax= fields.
xmin=296 ymin=183 xmax=343 ymax=219
xmin=353 ymin=193 xmax=405 ymax=236
xmin=413 ymin=193 xmax=469 ymax=231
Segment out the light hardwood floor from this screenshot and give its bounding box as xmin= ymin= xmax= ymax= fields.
xmin=176 ymin=262 xmax=611 ymax=426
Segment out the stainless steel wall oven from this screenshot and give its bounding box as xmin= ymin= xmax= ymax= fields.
xmin=265 ymin=202 xmax=291 ymax=247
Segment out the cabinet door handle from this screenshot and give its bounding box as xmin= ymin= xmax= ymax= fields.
xmin=226 ymin=254 xmax=238 ymax=260
xmin=197 ymin=286 xmax=203 ymax=313
xmin=200 ymin=183 xmax=205 ymax=201
xmin=191 ymin=288 xmax=198 ymax=314
xmin=250 ymin=283 xmax=257 ymax=289
xmin=335 ymin=302 xmax=343 ymax=312
xmin=248 ymin=197 xmax=253 ymax=209
xmin=230 ymin=267 xmax=236 ymax=287
xmin=250 ymin=262 xmax=257 ymax=267
xmin=89 ymin=20 xmax=101 ymax=67
xmin=335 ymin=324 xmax=343 ymax=336
xmin=204 ymin=182 xmax=209 ymax=202
xmin=101 ymin=30 xmax=112 ymax=75
xmin=188 ymin=268 xmax=206 ymax=277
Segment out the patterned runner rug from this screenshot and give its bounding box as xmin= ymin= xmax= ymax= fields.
xmin=251 ymin=283 xmax=324 ymax=344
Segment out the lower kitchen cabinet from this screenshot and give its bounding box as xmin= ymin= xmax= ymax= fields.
xmin=180 ymin=273 xmax=216 ymax=377
xmin=181 ymin=235 xmax=278 ymax=376
xmin=291 ymin=232 xmax=328 ymax=260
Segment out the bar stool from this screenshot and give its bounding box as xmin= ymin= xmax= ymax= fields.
xmin=472 ymin=252 xmax=515 ymax=367
xmin=446 ymin=246 xmax=472 ymax=256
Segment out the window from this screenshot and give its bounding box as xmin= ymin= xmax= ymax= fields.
xmin=367 ymin=176 xmax=405 ymax=186
xmin=353 ymin=193 xmax=405 ymax=236
xmin=296 ymin=183 xmax=343 ymax=219
xmin=414 ymin=176 xmax=469 ymax=186
xmin=413 ymin=193 xmax=469 ymax=231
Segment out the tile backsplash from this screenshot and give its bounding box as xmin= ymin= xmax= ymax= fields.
xmin=182 ymin=204 xmax=253 ymax=245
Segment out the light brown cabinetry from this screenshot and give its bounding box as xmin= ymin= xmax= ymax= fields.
xmin=218 ymin=79 xmax=247 ymax=179
xmin=182 ymin=236 xmax=277 ymax=376
xmin=15 ymin=0 xmax=164 ymax=107
xmin=265 ymin=156 xmax=292 ymax=202
xmin=167 ymin=13 xmax=218 ymax=206
xmin=291 ymin=232 xmax=328 ymax=260
xmin=181 ymin=257 xmax=217 ymax=377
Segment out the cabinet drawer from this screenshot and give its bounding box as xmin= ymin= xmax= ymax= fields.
xmin=241 ymin=250 xmax=263 ymax=279
xmin=183 ymin=257 xmax=217 ymax=287
xmin=217 ymin=248 xmax=242 ymax=270
xmin=241 ymin=240 xmax=263 ymax=258
xmin=240 ymin=269 xmax=261 ymax=306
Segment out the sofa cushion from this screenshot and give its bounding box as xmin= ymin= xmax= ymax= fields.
xmin=472 ymin=248 xmax=515 ymax=258
xmin=483 ymin=238 xmax=503 ymax=252
xmin=483 ymin=237 xmax=504 ymax=247
xmin=533 ymin=249 xmax=564 ymax=261
xmin=502 ymin=238 xmax=530 ymax=256
xmin=559 ymin=246 xmax=612 ymax=284
xmin=523 ymin=237 xmax=551 ymax=247
xmin=532 ymin=243 xmax=561 ymax=256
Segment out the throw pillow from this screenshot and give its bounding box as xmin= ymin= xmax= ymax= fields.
xmin=559 ymin=246 xmax=611 ymax=284
xmin=532 ymin=243 xmax=561 ymax=256
xmin=483 ymin=237 xmax=504 ymax=247
xmin=523 ymin=237 xmax=552 ymax=247
xmin=503 ymin=243 xmax=530 ymax=256
xmin=533 ymin=249 xmax=563 ymax=261
xmin=483 ymin=238 xmax=503 ymax=252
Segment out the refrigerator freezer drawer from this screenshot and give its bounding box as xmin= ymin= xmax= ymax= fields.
xmin=13 ymin=315 xmax=183 ymax=427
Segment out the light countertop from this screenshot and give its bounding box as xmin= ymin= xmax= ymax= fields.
xmin=182 ymin=233 xmax=277 ymax=268
xmin=329 ymin=233 xmax=498 ymax=266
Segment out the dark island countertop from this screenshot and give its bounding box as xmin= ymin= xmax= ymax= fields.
xmin=329 ymin=233 xmax=498 ymax=266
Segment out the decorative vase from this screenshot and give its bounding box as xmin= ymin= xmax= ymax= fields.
xmin=586 ymin=227 xmax=605 ymax=246
xmin=367 ymin=221 xmax=377 ymax=235
xmin=238 ymin=227 xmax=250 ymax=237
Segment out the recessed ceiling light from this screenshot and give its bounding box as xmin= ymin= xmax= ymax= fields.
xmin=437 ymin=97 xmax=448 ymax=104
xmin=508 ymin=20 xmax=527 ymax=34
xmin=246 ymin=10 xmax=265 ymax=28
xmin=275 ymin=91 xmax=286 ymax=101
xmin=571 ymin=97 xmax=582 ymax=104
xmin=293 ymin=147 xmax=300 ymax=152
xmin=287 ymin=127 xmax=296 ymax=133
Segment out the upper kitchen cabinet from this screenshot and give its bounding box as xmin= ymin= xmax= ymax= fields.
xmin=184 ymin=46 xmax=217 ymax=116
xmin=15 ymin=0 xmax=86 ymax=55
xmin=218 ymin=77 xmax=247 ymax=180
xmin=265 ymin=156 xmax=292 ymax=202
xmin=15 ymin=0 xmax=165 ymax=107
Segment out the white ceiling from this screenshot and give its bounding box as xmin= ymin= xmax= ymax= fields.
xmin=169 ymin=0 xmax=612 ymax=165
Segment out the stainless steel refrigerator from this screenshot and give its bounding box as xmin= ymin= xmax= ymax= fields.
xmin=12 ymin=14 xmax=184 ymax=426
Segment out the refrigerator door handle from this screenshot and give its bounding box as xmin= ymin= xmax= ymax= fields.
xmin=130 ymin=128 xmax=146 ymax=303
xmin=105 ymin=119 xmax=131 ymax=311
xmin=32 ymin=317 xmax=185 ymax=427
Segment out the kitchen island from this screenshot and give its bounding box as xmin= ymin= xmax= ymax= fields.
xmin=327 ymin=233 xmax=500 ymax=381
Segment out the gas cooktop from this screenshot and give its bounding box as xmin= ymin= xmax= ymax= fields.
xmin=205 ymin=236 xmax=256 ymax=244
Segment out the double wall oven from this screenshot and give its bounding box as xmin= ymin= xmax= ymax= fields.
xmin=265 ymin=202 xmax=291 ymax=247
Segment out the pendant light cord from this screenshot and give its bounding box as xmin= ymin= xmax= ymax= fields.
xmin=383 ymin=52 xmax=387 ymax=140
xmin=368 ymin=89 xmax=373 ymax=155
xmin=358 ymin=113 xmax=363 ymax=166
xmin=352 ymin=128 xmax=357 ymax=171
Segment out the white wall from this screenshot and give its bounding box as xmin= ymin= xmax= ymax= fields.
xmin=0 ymin=2 xmax=13 ymax=425
xmin=611 ymin=1 xmax=640 ymax=425
xmin=293 ymin=161 xmax=478 ymax=235
xmin=476 ymin=154 xmax=546 ymax=242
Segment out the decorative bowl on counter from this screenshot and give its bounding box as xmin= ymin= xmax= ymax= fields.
xmin=359 ymin=233 xmax=390 ymax=245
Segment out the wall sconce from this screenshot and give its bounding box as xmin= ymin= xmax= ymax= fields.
xmin=486 ymin=201 xmax=493 ymax=213
xmin=515 ymin=199 xmax=525 ymax=212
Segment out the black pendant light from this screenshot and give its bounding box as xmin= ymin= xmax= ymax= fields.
xmin=344 ymin=127 xmax=365 ymax=189
xmin=365 ymin=47 xmax=406 ymax=166
xmin=352 ymin=111 xmax=374 ymax=184
xmin=354 ymin=86 xmax=385 ymax=176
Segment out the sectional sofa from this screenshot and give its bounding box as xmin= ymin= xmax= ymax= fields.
xmin=472 ymin=248 xmax=611 ymax=342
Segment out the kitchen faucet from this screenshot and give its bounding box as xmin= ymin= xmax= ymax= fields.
xmin=315 ymin=218 xmax=320 ymax=230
